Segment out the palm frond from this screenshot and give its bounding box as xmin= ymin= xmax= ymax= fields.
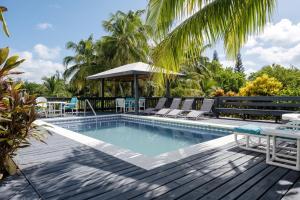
xmin=147 ymin=0 xmax=276 ymax=74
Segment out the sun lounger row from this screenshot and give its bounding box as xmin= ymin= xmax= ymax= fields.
xmin=144 ymin=97 xmax=214 ymax=119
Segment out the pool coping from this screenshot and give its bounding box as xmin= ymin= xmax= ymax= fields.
xmin=36 ymin=114 xmax=238 ymax=170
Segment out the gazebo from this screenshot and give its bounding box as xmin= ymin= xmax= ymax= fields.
xmin=87 ymin=62 xmax=183 ymax=113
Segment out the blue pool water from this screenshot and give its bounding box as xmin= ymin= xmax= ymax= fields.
xmin=56 ymin=119 xmax=229 ymax=156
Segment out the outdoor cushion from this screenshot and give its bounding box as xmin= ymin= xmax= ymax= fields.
xmin=282 ymin=113 xmax=300 ymax=121
xmin=234 ymin=125 xmax=262 ymax=135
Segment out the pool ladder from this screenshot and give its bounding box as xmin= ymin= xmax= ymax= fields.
xmin=84 ymin=99 xmax=97 ymax=116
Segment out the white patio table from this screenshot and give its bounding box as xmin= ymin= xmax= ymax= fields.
xmin=264 ymin=128 xmax=300 ymax=171
xmin=47 ymin=101 xmax=66 ymax=117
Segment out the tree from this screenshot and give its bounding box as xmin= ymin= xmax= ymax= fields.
xmin=215 ymin=67 xmax=246 ymax=93
xmin=249 ymin=64 xmax=300 ymax=96
xmin=100 ymin=10 xmax=151 ymax=66
xmin=42 ymin=71 xmax=71 ymax=97
xmin=239 ymin=74 xmax=282 ymax=96
xmin=63 ymin=10 xmax=151 ymax=95
xmin=63 ymin=35 xmax=98 ymax=93
xmin=234 ymin=51 xmax=244 ymax=73
xmin=212 ymin=50 xmax=219 ymax=62
xmin=147 ymin=0 xmax=276 ymax=76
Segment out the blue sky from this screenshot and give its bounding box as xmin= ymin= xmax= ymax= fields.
xmin=1 ymin=0 xmax=300 ymax=82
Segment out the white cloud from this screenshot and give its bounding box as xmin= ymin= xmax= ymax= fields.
xmin=257 ymin=19 xmax=300 ymax=46
xmin=12 ymin=45 xmax=64 ymax=83
xmin=245 ymin=44 xmax=300 ymax=65
xmin=33 ymin=44 xmax=60 ymax=60
xmin=239 ymin=19 xmax=300 ymax=69
xmin=36 ymin=23 xmax=53 ymax=30
xmin=244 ymin=38 xmax=258 ymax=48
xmin=220 ymin=60 xmax=235 ymax=67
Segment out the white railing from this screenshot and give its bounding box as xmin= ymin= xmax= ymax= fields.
xmin=84 ymin=99 xmax=97 ymax=116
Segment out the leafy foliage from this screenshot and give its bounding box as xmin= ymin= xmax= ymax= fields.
xmin=0 ymin=6 xmax=9 ymax=37
xmin=249 ymin=64 xmax=300 ymax=95
xmin=63 ymin=10 xmax=151 ymax=95
xmin=239 ymin=74 xmax=282 ymax=96
xmin=147 ymin=0 xmax=277 ymax=77
xmin=215 ymin=67 xmax=246 ymax=93
xmin=100 ymin=10 xmax=151 ymax=66
xmin=42 ymin=72 xmax=71 ymax=97
xmin=210 ymin=88 xmax=225 ymax=97
xmin=0 ymin=47 xmax=47 ymax=176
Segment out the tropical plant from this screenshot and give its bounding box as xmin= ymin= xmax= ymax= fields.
xmin=210 ymin=88 xmax=225 ymax=97
xmin=43 ymin=72 xmax=71 ymax=97
xmin=0 ymin=6 xmax=9 ymax=37
xmin=23 ymin=81 xmax=48 ymax=96
xmin=0 ymin=47 xmax=46 ymax=177
xmin=100 ymin=10 xmax=151 ymax=66
xmin=239 ymin=74 xmax=282 ymax=96
xmin=147 ymin=0 xmax=276 ymax=75
xmin=249 ymin=64 xmax=300 ymax=89
xmin=214 ymin=67 xmax=246 ymax=93
xmin=63 ymin=35 xmax=98 ymax=93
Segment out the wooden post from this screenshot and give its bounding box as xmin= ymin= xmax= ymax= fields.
xmin=101 ymin=79 xmax=104 ymax=111
xmin=134 ymin=74 xmax=139 ymax=114
xmin=165 ymin=79 xmax=170 ymax=97
xmin=131 ymin=80 xmax=134 ymax=97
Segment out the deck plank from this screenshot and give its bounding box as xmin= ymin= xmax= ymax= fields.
xmin=2 ymin=122 xmax=300 ymax=200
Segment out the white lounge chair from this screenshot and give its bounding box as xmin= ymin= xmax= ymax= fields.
xmin=186 ymin=99 xmax=214 ymax=120
xmin=166 ymin=99 xmax=194 ymax=118
xmin=155 ymin=98 xmax=181 ymax=116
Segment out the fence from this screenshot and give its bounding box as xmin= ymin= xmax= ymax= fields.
xmin=46 ymin=96 xmax=300 ymax=121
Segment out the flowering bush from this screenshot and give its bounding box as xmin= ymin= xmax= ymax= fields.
xmin=210 ymin=88 xmax=225 ymax=97
xmin=239 ymin=74 xmax=282 ymax=96
xmin=225 ymin=91 xmax=236 ymax=96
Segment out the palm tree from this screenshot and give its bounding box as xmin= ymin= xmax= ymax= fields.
xmin=100 ymin=10 xmax=151 ymax=67
xmin=147 ymin=0 xmax=277 ymax=73
xmin=43 ymin=71 xmax=70 ymax=97
xmin=63 ymin=35 xmax=98 ymax=93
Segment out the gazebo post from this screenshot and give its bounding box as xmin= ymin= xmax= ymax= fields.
xmin=131 ymin=80 xmax=134 ymax=97
xmin=134 ymin=74 xmax=139 ymax=114
xmin=101 ymin=78 xmax=104 ymax=111
xmin=165 ymin=78 xmax=170 ymax=98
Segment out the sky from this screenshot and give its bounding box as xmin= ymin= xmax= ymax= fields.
xmin=1 ymin=0 xmax=300 ymax=82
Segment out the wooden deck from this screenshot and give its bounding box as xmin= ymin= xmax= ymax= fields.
xmin=2 ymin=120 xmax=300 ymax=199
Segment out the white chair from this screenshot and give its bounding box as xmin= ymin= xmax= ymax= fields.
xmin=139 ymin=98 xmax=146 ymax=112
xmin=36 ymin=97 xmax=48 ymax=117
xmin=116 ymin=98 xmax=125 ymax=113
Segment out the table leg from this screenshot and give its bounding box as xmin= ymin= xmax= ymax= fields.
xmin=272 ymin=136 xmax=276 ymax=161
xmin=297 ymin=139 xmax=300 ymax=170
xmin=266 ymin=135 xmax=271 ymax=163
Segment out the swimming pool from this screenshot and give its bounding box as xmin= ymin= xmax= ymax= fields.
xmin=43 ymin=115 xmax=234 ymax=169
xmin=55 ymin=119 xmax=227 ymax=156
